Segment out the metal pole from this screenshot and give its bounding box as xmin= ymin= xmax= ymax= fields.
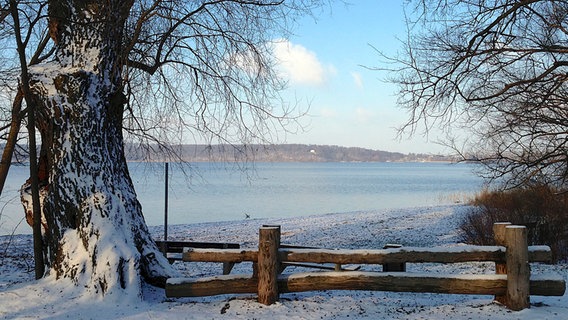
xmin=164 ymin=162 xmax=169 ymax=243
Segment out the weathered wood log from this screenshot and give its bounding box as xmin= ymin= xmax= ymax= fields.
xmin=284 ymin=247 xmax=491 ymax=264
xmin=165 ymin=272 xmax=566 ymax=298
xmin=258 ymin=227 xmax=280 ymax=305
xmin=181 ymin=246 xmax=550 ymax=264
xmin=493 ymin=222 xmax=512 ymax=304
xmin=527 ymin=246 xmax=552 ymax=263
xmin=181 ymin=246 xmax=550 ymax=265
xmin=166 ymin=275 xmax=257 ymax=297
xmin=183 ymin=248 xmax=258 ymax=263
xmin=155 ymin=240 xmax=240 ymax=253
xmin=278 ymin=246 xmax=550 ymax=265
xmin=505 ymin=226 xmax=530 ymax=311
xmin=279 ymin=247 xmax=507 ymax=264
xmin=280 ymin=272 xmax=508 ymax=295
xmin=530 ymin=273 xmax=566 ymax=296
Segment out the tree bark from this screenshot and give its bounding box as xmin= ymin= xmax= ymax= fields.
xmin=0 ymin=90 xmax=23 ymax=196
xmin=24 ymin=0 xmax=176 ymax=297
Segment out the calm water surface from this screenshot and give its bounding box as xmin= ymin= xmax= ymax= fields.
xmin=0 ymin=162 xmax=483 ymax=235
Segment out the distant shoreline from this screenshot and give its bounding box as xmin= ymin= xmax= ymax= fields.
xmin=125 ymin=159 xmax=459 ymax=163
xmin=125 ymin=143 xmax=459 ymax=163
xmin=6 ymin=143 xmax=459 ymax=164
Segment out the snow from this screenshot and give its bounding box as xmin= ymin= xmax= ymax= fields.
xmin=1 ymin=204 xmax=567 ymax=319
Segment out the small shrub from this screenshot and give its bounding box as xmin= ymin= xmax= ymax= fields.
xmin=460 ymin=184 xmax=568 ymax=262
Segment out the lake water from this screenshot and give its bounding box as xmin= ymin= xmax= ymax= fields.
xmin=0 ymin=162 xmax=483 ymax=236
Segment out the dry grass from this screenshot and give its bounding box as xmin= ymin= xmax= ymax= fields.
xmin=460 ymin=184 xmax=568 ymax=262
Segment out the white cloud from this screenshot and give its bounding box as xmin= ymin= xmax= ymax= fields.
xmin=272 ymin=40 xmax=333 ymax=86
xmin=351 ymin=72 xmax=364 ymax=89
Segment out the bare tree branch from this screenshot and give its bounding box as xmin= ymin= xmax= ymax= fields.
xmin=385 ymin=0 xmax=568 ymax=188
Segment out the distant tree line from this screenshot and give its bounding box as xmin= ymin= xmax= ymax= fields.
xmin=124 ymin=144 xmax=458 ymax=163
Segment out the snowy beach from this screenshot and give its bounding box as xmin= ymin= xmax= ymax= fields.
xmin=1 ymin=205 xmax=567 ymax=319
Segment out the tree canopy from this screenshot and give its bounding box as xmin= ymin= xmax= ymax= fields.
xmin=391 ymin=0 xmax=568 ymax=188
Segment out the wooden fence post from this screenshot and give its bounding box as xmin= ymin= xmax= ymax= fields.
xmin=258 ymin=226 xmax=281 ymax=305
xmin=262 ymin=225 xmax=281 ymax=248
xmin=493 ymin=222 xmax=511 ymax=304
xmin=505 ymin=225 xmax=530 ymax=311
xmin=383 ymin=244 xmax=406 ymax=272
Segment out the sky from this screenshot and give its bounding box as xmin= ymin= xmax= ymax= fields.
xmin=273 ymin=1 xmax=448 ymax=154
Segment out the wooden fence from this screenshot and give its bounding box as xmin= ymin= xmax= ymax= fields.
xmin=166 ymin=223 xmax=566 ymax=311
xmin=155 ymin=240 xmax=240 ymax=274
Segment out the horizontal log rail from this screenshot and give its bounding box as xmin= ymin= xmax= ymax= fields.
xmin=155 ymin=240 xmax=240 ymax=252
xmin=167 ymin=272 xmax=566 ymax=298
xmin=166 ymin=223 xmax=566 ymax=311
xmin=278 ymin=246 xmax=552 ymax=265
xmin=156 ymin=240 xmax=240 ymax=274
xmin=182 ymin=245 xmax=551 ymax=264
xmin=184 ymin=248 xmax=258 ymax=263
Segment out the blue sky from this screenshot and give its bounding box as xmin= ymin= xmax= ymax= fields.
xmin=274 ymin=1 xmax=448 ymax=154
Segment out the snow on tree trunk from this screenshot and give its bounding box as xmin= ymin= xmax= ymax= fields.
xmin=23 ymin=0 xmax=177 ymax=298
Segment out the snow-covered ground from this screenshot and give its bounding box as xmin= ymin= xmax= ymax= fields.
xmin=1 ymin=205 xmax=567 ymax=319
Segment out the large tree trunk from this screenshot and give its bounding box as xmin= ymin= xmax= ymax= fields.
xmin=22 ymin=0 xmax=176 ymax=298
